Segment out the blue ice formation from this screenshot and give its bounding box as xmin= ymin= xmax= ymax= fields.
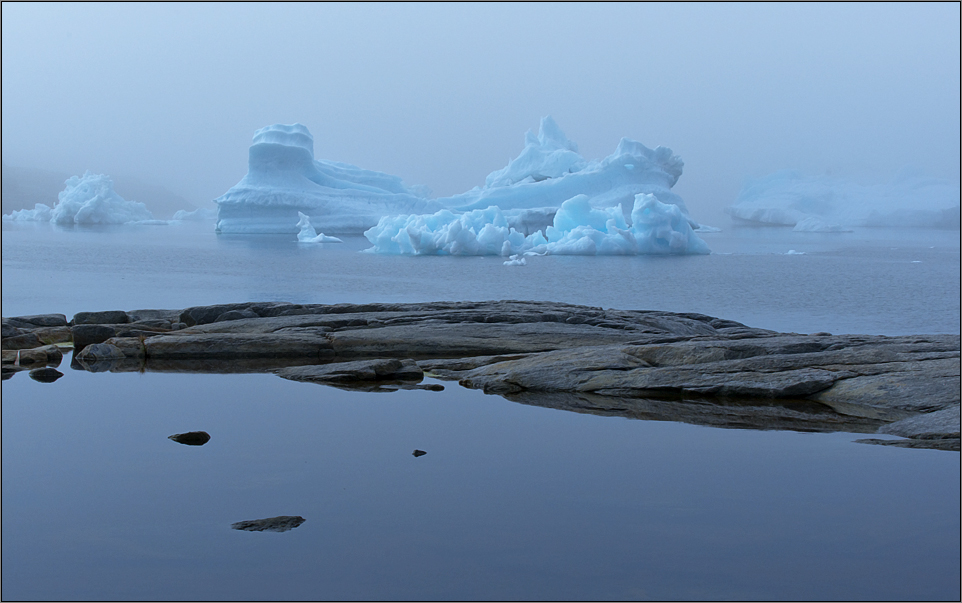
xmin=296 ymin=212 xmax=342 ymax=243
xmin=214 ymin=123 xmax=439 ymax=234
xmin=363 ymin=115 xmax=709 ymax=255
xmin=213 ymin=117 xmax=707 ymax=243
xmin=726 ymin=169 xmax=961 ymax=231
xmin=172 ymin=206 xmax=217 ymax=221
xmin=2 ymin=171 xmax=156 ymax=225
xmin=442 ymin=116 xmax=696 ymax=234
xmin=364 ymin=193 xmax=709 ymax=256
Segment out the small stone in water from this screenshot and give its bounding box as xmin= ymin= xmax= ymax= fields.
xmin=168 ymin=431 xmax=211 ymax=446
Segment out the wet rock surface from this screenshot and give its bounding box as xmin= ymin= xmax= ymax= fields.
xmin=4 ymin=301 xmax=959 ymax=446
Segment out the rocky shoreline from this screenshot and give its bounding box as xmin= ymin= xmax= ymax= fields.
xmin=3 ymin=300 xmax=959 ymax=450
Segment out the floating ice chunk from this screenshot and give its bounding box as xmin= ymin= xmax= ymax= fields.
xmin=792 ymin=216 xmax=852 ymax=233
xmin=172 ymin=206 xmax=218 ymax=221
xmin=296 ymin=212 xmax=343 ymax=243
xmin=214 ymin=123 xmax=439 ymax=234
xmin=726 ymin=169 xmax=961 ymax=230
xmin=503 ymin=254 xmax=527 ymax=266
xmin=2 ymin=171 xmax=154 ymax=224
xmin=364 ymin=193 xmax=708 ymax=256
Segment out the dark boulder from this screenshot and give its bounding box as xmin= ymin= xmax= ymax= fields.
xmin=72 ymin=310 xmax=129 ymax=325
xmin=71 ymin=325 xmax=117 ymax=350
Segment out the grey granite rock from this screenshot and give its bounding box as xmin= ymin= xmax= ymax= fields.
xmin=878 ymin=406 xmax=961 ymax=439
xmin=4 ymin=314 xmax=68 ymax=328
xmin=71 ymin=325 xmax=117 ymax=350
xmin=1 ymin=323 xmax=23 ymax=338
xmin=76 ymin=343 xmax=126 ymax=362
xmin=17 ymin=345 xmax=63 ymax=366
xmin=276 ymin=358 xmax=423 ymax=389
xmin=72 ymin=310 xmax=129 ymax=325
xmin=20 ymin=300 xmax=961 ymax=443
xmin=1 ymin=332 xmax=43 ymax=350
xmin=144 ymin=333 xmax=333 ymax=360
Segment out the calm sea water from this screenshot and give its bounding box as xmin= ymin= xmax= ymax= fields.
xmin=2 ymin=221 xmax=960 ymax=600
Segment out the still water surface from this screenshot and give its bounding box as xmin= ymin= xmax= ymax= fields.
xmin=2 ymin=222 xmax=960 ymax=600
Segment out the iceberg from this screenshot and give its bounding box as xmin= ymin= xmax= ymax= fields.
xmin=2 ymin=171 xmax=155 ymax=225
xmin=172 ymin=206 xmax=218 ymax=221
xmin=364 ymin=193 xmax=709 ymax=256
xmin=296 ymin=212 xmax=342 ymax=243
xmin=726 ymin=169 xmax=961 ymax=231
xmin=440 ymin=116 xmax=697 ymax=231
xmin=214 ymin=123 xmax=440 ymax=234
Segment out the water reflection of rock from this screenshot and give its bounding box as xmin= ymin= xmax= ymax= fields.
xmin=168 ymin=431 xmax=211 ymax=446
xmin=29 ymin=367 xmax=64 ymax=383
xmin=505 ymin=391 xmax=887 ymax=434
xmin=231 ymin=516 xmax=305 ymax=532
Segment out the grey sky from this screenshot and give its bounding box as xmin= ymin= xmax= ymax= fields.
xmin=2 ymin=2 xmax=959 ymax=224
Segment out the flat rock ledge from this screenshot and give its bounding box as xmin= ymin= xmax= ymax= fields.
xmin=3 ymin=301 xmax=959 ymax=448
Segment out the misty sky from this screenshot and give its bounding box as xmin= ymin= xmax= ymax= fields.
xmin=2 ymin=3 xmax=959 ymax=224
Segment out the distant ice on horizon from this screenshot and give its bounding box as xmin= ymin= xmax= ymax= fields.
xmin=2 ymin=171 xmax=158 ymax=225
xmin=726 ymin=169 xmax=961 ymax=231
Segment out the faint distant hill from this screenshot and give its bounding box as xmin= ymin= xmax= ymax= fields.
xmin=1 ymin=163 xmax=197 ymax=219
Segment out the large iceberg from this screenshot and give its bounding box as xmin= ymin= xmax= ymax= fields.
xmin=364 ymin=193 xmax=709 ymax=256
xmin=214 ymin=118 xmax=706 ymax=239
xmin=214 ymin=123 xmax=439 ymax=234
xmin=2 ymin=171 xmax=156 ymax=225
xmin=726 ymin=169 xmax=961 ymax=231
xmin=440 ymin=116 xmax=696 ymax=234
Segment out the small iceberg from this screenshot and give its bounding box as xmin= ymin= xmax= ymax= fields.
xmin=2 ymin=171 xmax=157 ymax=225
xmin=296 ymin=212 xmax=342 ymax=243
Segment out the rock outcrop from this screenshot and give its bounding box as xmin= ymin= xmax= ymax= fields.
xmin=4 ymin=301 xmax=958 ymax=449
